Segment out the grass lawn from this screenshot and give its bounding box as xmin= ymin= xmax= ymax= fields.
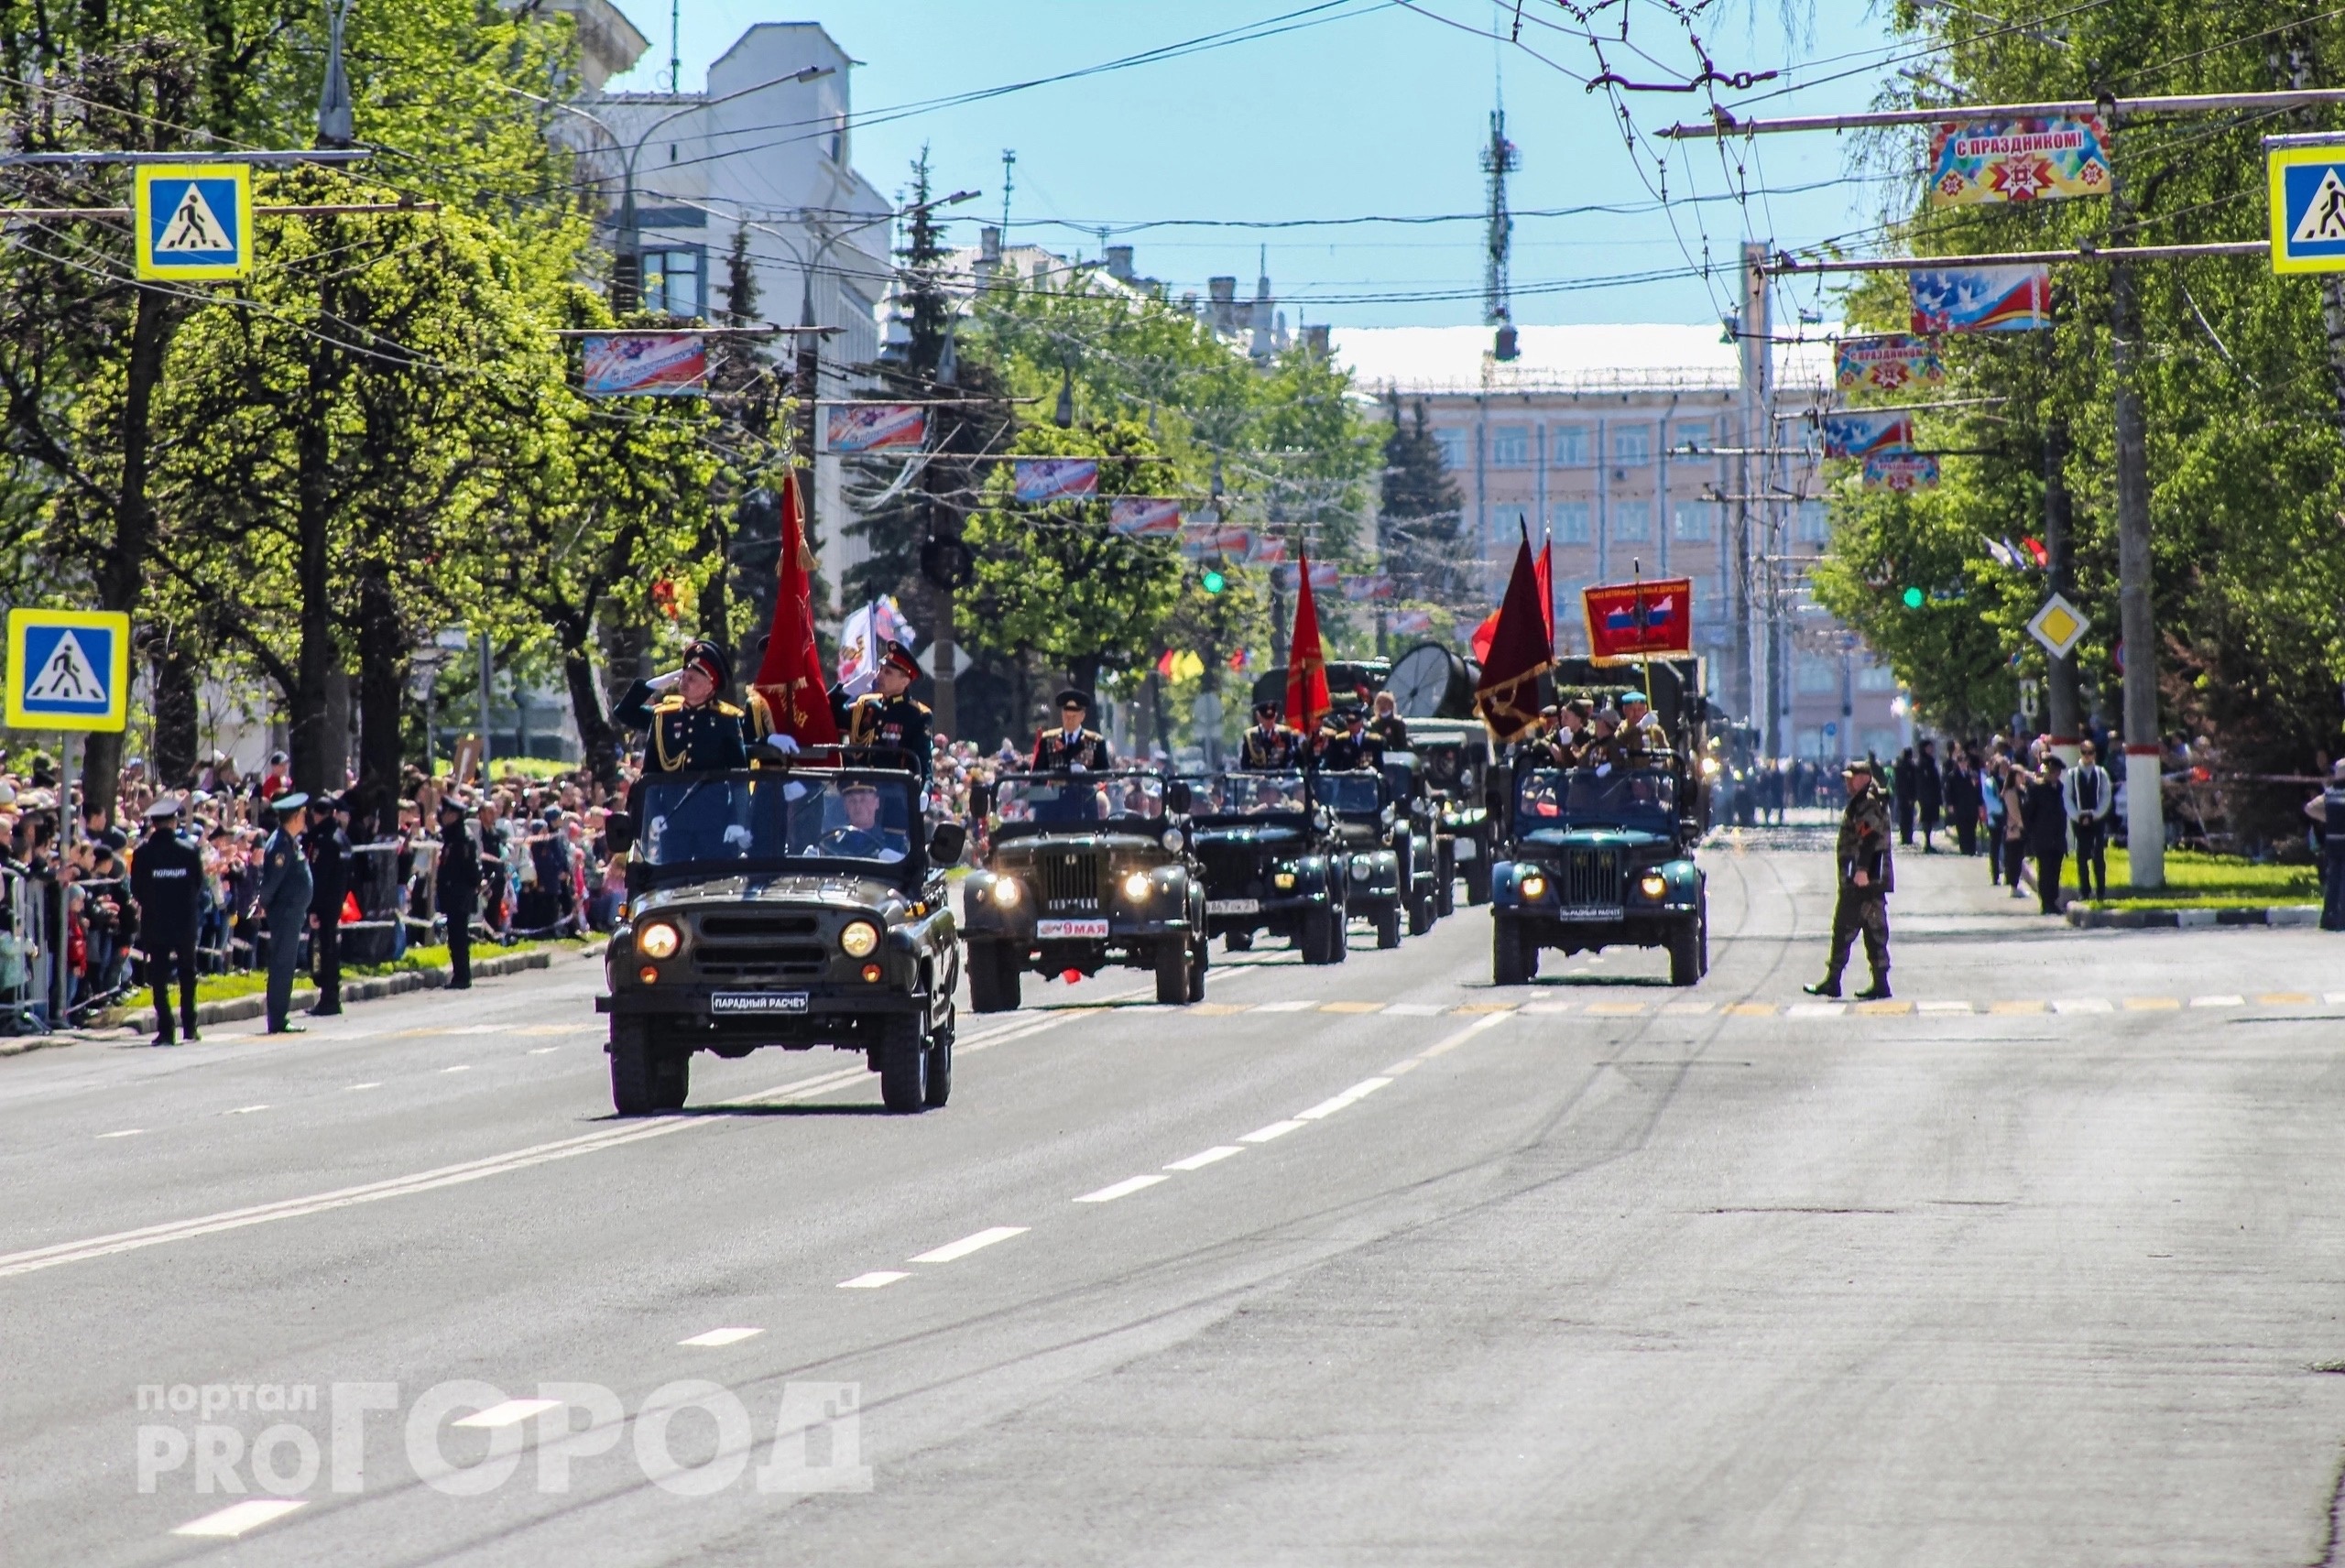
xmin=169 ymin=934 xmax=594 ymax=1009
xmin=2079 ymin=848 xmax=2318 ymax=910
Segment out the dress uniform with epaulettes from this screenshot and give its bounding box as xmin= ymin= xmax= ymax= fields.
xmin=830 ymin=641 xmax=933 ymax=779
xmin=614 ymin=639 xmax=750 ymax=774
xmin=1239 ymin=703 xmax=1305 ymax=769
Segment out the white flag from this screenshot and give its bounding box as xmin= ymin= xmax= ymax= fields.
xmin=836 ymin=604 xmax=878 ymax=697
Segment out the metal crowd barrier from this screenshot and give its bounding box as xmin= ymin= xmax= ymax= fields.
xmin=1 ymin=865 xmax=59 ymax=1035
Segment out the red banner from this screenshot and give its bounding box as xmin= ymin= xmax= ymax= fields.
xmin=1285 ymin=549 xmax=1330 ymax=733
xmin=1581 ymin=577 xmax=1694 ymax=665
xmin=750 ymin=470 xmax=841 ymax=746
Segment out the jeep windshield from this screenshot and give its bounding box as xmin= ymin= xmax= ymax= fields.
xmin=1183 ymin=772 xmax=1307 ymax=818
xmin=1515 ymin=768 xmax=1677 ymax=835
xmin=636 ymin=772 xmax=918 ymax=866
xmin=1311 ymin=772 xmax=1382 ymax=817
xmin=991 ymin=771 xmax=1167 ymax=833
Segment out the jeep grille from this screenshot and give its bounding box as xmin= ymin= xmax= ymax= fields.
xmin=1038 ymin=850 xmax=1104 ymax=912
xmin=692 ymin=910 xmax=828 ymax=981
xmin=1558 ymin=847 xmax=1622 ymax=909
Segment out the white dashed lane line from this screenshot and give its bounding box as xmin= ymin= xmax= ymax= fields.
xmin=1296 ymin=1078 xmax=1392 ymax=1121
xmin=223 ymin=1105 xmax=271 ymax=1116
xmin=171 ymin=1499 xmax=306 ymax=1538
xmin=1074 ymin=1175 xmax=1168 ymax=1204
xmin=527 ymin=1048 xmax=559 ymax=1055
xmin=1163 ymin=1146 xmax=1244 ymax=1171
xmin=97 ymin=1129 xmax=144 ymax=1139
xmin=679 ymin=1327 xmax=764 ymax=1347
xmin=454 ymin=1398 xmax=562 ymax=1429
xmin=440 ymin=1065 xmax=473 ymax=1074
xmin=908 ymin=1226 xmax=1027 ymax=1264
xmin=345 ymin=1083 xmax=382 ymax=1091
xmin=1238 ymin=1120 xmax=1305 ymax=1144
xmin=838 ymin=1270 xmax=911 ymax=1290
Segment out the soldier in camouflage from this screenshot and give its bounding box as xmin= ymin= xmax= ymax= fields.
xmin=1806 ymin=757 xmax=1894 ymax=1000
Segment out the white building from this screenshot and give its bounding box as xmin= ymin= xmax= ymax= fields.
xmin=566 ymin=17 xmax=894 ymax=593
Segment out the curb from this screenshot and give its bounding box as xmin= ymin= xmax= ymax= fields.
xmin=2065 ymin=904 xmax=2322 ymax=930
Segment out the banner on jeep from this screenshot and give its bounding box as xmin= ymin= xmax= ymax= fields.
xmin=1582 ymin=577 xmax=1694 ymax=664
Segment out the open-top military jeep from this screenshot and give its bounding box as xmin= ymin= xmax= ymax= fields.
xmin=597 ymin=756 xmax=964 ymax=1116
xmin=1489 ymin=759 xmax=1708 ymax=986
xmin=1406 ymin=718 xmax=1500 ymax=910
xmin=1312 ymin=768 xmax=1410 ymax=950
xmin=1183 ymin=770 xmax=1349 ymax=965
xmin=960 ymin=769 xmax=1206 ymax=1010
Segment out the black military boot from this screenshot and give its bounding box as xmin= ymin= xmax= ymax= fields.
xmin=1802 ymin=975 xmax=1842 ymax=998
xmin=1854 ymin=974 xmax=1892 ymax=1001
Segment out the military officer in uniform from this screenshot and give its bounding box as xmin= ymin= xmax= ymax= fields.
xmin=615 ymin=639 xmax=749 ymax=774
xmin=833 ymin=640 xmax=933 ymax=779
xmin=1239 ymin=702 xmax=1304 ymax=769
xmin=131 ymin=796 xmax=202 ymax=1046
xmin=435 ymin=798 xmax=481 ymax=989
xmin=1032 ymin=689 xmax=1113 ymax=770
xmin=252 ymin=793 xmax=315 ymax=1034
xmin=1368 ymin=691 xmax=1410 ymax=750
xmin=1319 ymin=708 xmax=1382 ymax=772
xmin=816 ymin=779 xmax=911 ymax=861
xmin=1806 ymin=757 xmax=1894 ymax=999
xmin=306 ymin=791 xmax=354 ymax=1016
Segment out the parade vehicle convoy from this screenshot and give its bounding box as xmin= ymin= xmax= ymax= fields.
xmin=959 ymin=769 xmax=1208 ymax=1011
xmin=1183 ymin=770 xmax=1351 ymax=964
xmin=1490 ymin=657 xmax=1712 ymax=986
xmin=1404 ymin=717 xmax=1500 ymax=910
xmin=597 ymin=751 xmax=964 ymax=1116
xmin=1380 ymin=749 xmax=1442 ymax=936
xmin=1314 ymin=768 xmax=1411 ymax=949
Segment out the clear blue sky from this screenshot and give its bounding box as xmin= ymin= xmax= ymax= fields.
xmin=606 ymin=0 xmax=1906 ymax=329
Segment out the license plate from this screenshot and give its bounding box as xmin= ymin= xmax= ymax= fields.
xmin=1453 ymin=840 xmax=1478 ymax=861
xmin=1554 ymin=907 xmax=1620 ymax=922
xmin=1205 ymin=898 xmax=1260 ymax=915
xmin=1036 ymin=919 xmax=1109 ymax=939
xmin=710 ymin=991 xmax=809 ymax=1015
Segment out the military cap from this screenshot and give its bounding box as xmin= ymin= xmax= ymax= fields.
xmin=145 ymin=796 xmax=183 ymax=820
xmin=1566 ymin=697 xmax=1595 ymax=717
xmin=1055 ymin=688 xmax=1092 ymax=711
xmin=682 ymin=638 xmax=731 ymax=689
xmin=272 ymin=791 xmax=311 ymax=814
xmin=840 ymin=777 xmax=880 ymax=795
xmin=879 ymin=639 xmax=921 ymax=678
xmin=1252 ymin=700 xmax=1281 ymax=719
xmin=1620 ymin=690 xmax=1650 ymax=705
xmin=1843 ymin=758 xmax=1872 ymax=776
xmin=438 ymin=797 xmax=474 ymax=818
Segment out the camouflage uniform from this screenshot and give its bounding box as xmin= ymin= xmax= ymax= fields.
xmin=1825 ymin=779 xmax=1894 ymax=988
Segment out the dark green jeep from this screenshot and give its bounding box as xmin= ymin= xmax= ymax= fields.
xmin=1489 ymin=761 xmax=1708 ymax=986
xmin=597 ymin=760 xmax=964 ymax=1116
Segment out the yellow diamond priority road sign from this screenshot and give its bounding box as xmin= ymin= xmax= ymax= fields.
xmin=2026 ymin=593 xmax=2089 ymax=660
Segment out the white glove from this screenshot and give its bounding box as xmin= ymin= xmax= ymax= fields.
xmin=722 ymin=824 xmax=753 ymax=849
xmin=647 ymin=670 xmax=682 ymax=691
xmin=767 ymin=733 xmax=801 ymax=754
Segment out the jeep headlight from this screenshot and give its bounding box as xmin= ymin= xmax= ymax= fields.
xmin=1518 ymin=873 xmax=1548 ymax=901
xmin=1639 ymin=872 xmax=1668 ymax=900
xmin=1122 ymin=870 xmax=1152 ymax=901
xmin=839 ymin=920 xmax=881 ymax=958
xmin=1273 ymin=867 xmax=1297 ymax=890
xmin=1160 ymin=827 xmax=1184 ymax=853
xmin=636 ymin=920 xmax=680 ymax=959
xmin=992 ymin=878 xmax=1022 ymax=908
xmin=1350 ymin=855 xmax=1373 ymax=882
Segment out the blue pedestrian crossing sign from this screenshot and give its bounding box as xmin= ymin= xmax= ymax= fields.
xmin=133 ymin=164 xmax=253 ymax=281
xmin=5 ymin=609 xmax=131 ymax=732
xmin=2270 ymin=146 xmax=2345 ymax=274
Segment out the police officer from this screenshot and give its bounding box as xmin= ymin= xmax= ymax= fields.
xmin=434 ymin=797 xmax=481 ymax=989
xmin=1239 ymin=702 xmax=1304 ymax=769
xmin=2305 ymin=758 xmax=2345 ymax=931
xmin=130 ymin=796 xmax=202 ymax=1046
xmin=834 ymin=640 xmax=933 ymax=779
xmin=1806 ymin=757 xmax=1894 ymax=999
xmin=253 ymin=792 xmax=314 ymax=1034
xmin=615 ymin=639 xmax=749 ymax=774
xmin=1032 ymin=689 xmax=1113 ymax=770
xmin=306 ymin=791 xmax=354 ymax=1017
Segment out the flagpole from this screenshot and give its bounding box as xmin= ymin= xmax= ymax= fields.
xmin=1634 ymin=557 xmax=1655 ymax=746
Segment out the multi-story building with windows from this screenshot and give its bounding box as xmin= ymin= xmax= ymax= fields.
xmin=1335 ymin=323 xmax=1910 ymax=762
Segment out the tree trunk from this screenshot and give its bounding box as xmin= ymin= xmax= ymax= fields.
xmin=564 ymin=640 xmax=623 ymax=788
xmin=150 ymin=636 xmax=200 ymax=787
xmin=289 ymin=276 xmax=344 ymax=796
xmin=1070 ymin=652 xmax=1101 ymax=704
xmin=354 ymin=566 xmax=408 ymax=839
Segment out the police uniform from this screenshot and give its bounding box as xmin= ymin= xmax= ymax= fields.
xmin=435 ymin=803 xmax=482 ymax=989
xmin=254 ymin=794 xmax=315 ymax=1033
xmin=1810 ymin=767 xmax=1893 ymax=998
xmin=130 ymin=802 xmax=202 ymax=1044
xmin=305 ymin=797 xmax=354 ymax=1016
xmin=614 ymin=639 xmax=750 ymax=774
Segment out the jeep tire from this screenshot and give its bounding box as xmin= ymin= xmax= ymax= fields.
xmin=923 ymin=1006 xmax=954 ymax=1107
xmin=608 ymin=1019 xmax=659 ymax=1116
xmin=878 ymin=1014 xmax=930 ymax=1113
xmin=1185 ymin=933 xmax=1209 ymax=1002
xmin=1492 ymin=920 xmax=1534 ymax=985
xmin=1668 ymin=923 xmax=1701 ymax=987
xmin=967 ymin=941 xmax=1021 ymax=1014
xmin=1154 ymin=936 xmax=1191 ymax=1004
xmin=1374 ymin=905 xmax=1402 ymax=950
xmin=1299 ymin=905 xmax=1341 ymax=965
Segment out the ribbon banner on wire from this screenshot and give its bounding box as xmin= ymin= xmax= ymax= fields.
xmin=1834 ymin=334 xmax=1946 ymax=392
xmin=1862 ymin=452 xmax=1943 ymax=493
xmin=1927 ymin=116 xmax=2110 ymax=207
xmin=1342 ymin=575 xmax=1398 ymax=602
xmin=1106 ymin=496 xmax=1183 ymax=539
xmin=1582 ymin=577 xmax=1694 ymax=665
xmin=823 ymin=404 xmax=927 ymax=453
xmin=580 ymin=333 xmax=708 ymax=396
xmin=1910 ymin=264 xmax=2050 ymax=333
xmin=1271 ymin=561 xmax=1340 ymax=593
xmin=1820 ymin=410 xmax=1915 ymax=461
xmin=1011 ymin=457 xmax=1099 ymax=505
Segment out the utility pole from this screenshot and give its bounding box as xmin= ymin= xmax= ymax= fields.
xmin=2109 ymin=176 xmax=2163 ymax=887
xmin=2042 ymin=411 xmax=2081 ymax=761
xmin=1732 ymin=241 xmax=1768 ymax=740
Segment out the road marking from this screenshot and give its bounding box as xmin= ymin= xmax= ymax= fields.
xmin=1520 ymin=1001 xmax=1574 ymax=1015
xmin=1319 ymin=1000 xmax=1384 ymax=1013
xmin=98 ymin=1128 xmax=145 ymax=1139
xmin=908 ymin=1225 xmax=1028 ymax=1264
xmin=454 ymin=1398 xmax=562 ymax=1429
xmin=1165 ymin=1146 xmax=1244 ymax=1171
xmin=1989 ymin=1000 xmax=2045 ymax=1015
xmin=516 ymin=1025 xmax=577 ymax=1036
xmin=527 ymin=1048 xmax=558 ymax=1055
xmin=1661 ymin=1001 xmax=1713 ymax=1016
xmin=1238 ymin=1120 xmax=1305 ymax=1144
xmin=443 ymin=1025 xmax=507 ymax=1036
xmin=440 ymin=1064 xmax=473 ymax=1073
xmin=2329 ymin=993 xmax=2345 ymax=1006
xmin=1296 ymin=1078 xmax=1392 ymax=1120
xmin=1723 ymin=1002 xmax=1776 ymax=1017
xmin=1784 ymin=1004 xmax=1845 ymax=1018
xmin=1187 ymin=1002 xmax=1250 ymax=1016
xmin=345 ymin=1082 xmax=383 ymax=1091
xmin=1452 ymin=1003 xmax=1517 ymax=1014
xmin=2190 ymin=995 xmax=2245 ymax=1007
xmin=2257 ymin=992 xmax=2315 ymax=1006
xmin=1254 ymin=1000 xmax=1314 ymax=1013
xmin=1074 ymin=1175 xmax=1168 ymax=1203
xmin=2052 ymin=998 xmax=2112 ymax=1014
xmin=1417 ymin=1009 xmax=1515 ymax=1061
xmin=2123 ymin=996 xmax=2181 ymax=1010
xmin=1855 ymin=1000 xmax=1912 ymax=1016
xmin=837 ymin=1270 xmax=911 ymax=1289
xmin=679 ymin=1327 xmax=764 ymax=1347
xmin=1587 ymin=1001 xmax=1645 ymax=1017
xmin=171 ymin=1499 xmax=306 ymax=1538
xmin=1383 ymin=1002 xmax=1446 ymax=1017
xmin=224 ymin=1104 xmax=271 ymax=1115
xmin=1917 ymin=1001 xmax=1973 ymax=1015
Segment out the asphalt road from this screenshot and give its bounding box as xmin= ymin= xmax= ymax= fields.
xmin=5 ymin=830 xmax=2345 ymax=1566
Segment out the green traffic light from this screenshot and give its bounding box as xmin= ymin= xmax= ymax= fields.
xmin=1902 ymin=585 xmax=1925 ymax=608
xmin=1201 ymin=570 xmax=1226 ymax=594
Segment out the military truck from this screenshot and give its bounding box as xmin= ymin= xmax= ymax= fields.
xmin=959 ymin=769 xmax=1207 ymax=1011
xmin=1183 ymin=770 xmax=1350 ymax=964
xmin=597 ymin=754 xmax=965 ymax=1116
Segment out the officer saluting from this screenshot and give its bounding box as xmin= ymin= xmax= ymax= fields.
xmin=131 ymin=796 xmax=202 ymax=1046
xmin=833 ymin=640 xmax=932 ymax=779
xmin=1806 ymin=757 xmax=1894 ymax=1000
xmin=615 ymin=638 xmax=749 ymax=774
xmin=1239 ymin=701 xmax=1304 ymax=769
xmin=1031 ymin=689 xmax=1113 ymax=770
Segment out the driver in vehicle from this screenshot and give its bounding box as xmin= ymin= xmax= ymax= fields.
xmin=816 ymin=779 xmax=909 ymax=861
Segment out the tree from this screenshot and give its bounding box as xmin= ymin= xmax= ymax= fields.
xmin=1380 ymin=395 xmax=1467 ymax=604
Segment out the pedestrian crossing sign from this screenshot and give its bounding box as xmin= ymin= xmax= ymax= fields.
xmin=5 ymin=609 xmax=131 ymax=732
xmin=2269 ymin=146 xmax=2345 ymax=274
xmin=133 ymin=164 xmax=253 ymax=280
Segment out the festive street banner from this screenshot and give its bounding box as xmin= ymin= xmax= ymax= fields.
xmin=1389 ymin=608 xmax=1434 ymax=635
xmin=1926 ymin=116 xmax=2110 ymax=207
xmin=1107 ymin=496 xmax=1183 ymax=538
xmin=1342 ymin=575 xmax=1398 ymax=602
xmin=1862 ymin=452 xmax=1942 ymax=492
xmin=1582 ymin=577 xmax=1694 ymax=664
xmin=1834 ymin=334 xmax=1946 ymax=393
xmin=580 ymin=332 xmax=708 ymax=396
xmin=1820 ymin=410 xmax=1914 ymax=461
xmin=1212 ymin=528 xmax=1256 ymax=559
xmin=1910 ymin=264 xmax=2050 ymax=333
xmin=1011 ymin=457 xmax=1099 ymax=504
xmin=1246 ymin=534 xmax=1288 ymax=564
xmin=1271 ymin=561 xmax=1340 ymax=592
xmin=823 ymin=403 xmax=927 ymax=453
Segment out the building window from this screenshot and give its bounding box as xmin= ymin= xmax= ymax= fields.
xmin=1490 ymin=505 xmax=1529 ymax=545
xmin=1434 ymin=429 xmax=1468 ymax=471
xmin=641 ymin=247 xmax=704 ymax=320
xmin=1610 ymin=501 xmax=1651 ymax=541
xmin=1490 ymin=425 xmax=1532 ymax=467
xmin=1551 ymin=502 xmax=1591 ymax=543
xmin=1674 ymin=420 xmax=1712 ymax=454
xmin=1553 ymin=425 xmax=1591 ymax=466
xmin=1856 ymin=663 xmax=1899 ymax=691
xmin=1797 ymin=499 xmax=1830 ymax=542
xmin=1798 ymin=655 xmax=1838 ymax=694
xmin=1671 ymin=502 xmax=1712 ymax=541
xmin=1611 ymin=426 xmax=1651 ymax=467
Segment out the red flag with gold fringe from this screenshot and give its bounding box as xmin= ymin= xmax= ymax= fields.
xmin=1474 ymin=535 xmax=1554 ymax=742
xmin=1284 ymin=549 xmax=1330 ymax=734
xmin=750 ymin=469 xmax=841 ymax=746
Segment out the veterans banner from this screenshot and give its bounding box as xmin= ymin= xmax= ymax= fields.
xmin=1820 ymin=410 xmax=1914 ymax=462
xmin=823 ymin=403 xmax=927 ymax=453
xmin=1011 ymin=457 xmax=1098 ymax=505
xmin=1341 ymin=575 xmax=1397 ymax=602
xmin=580 ymin=332 xmax=708 ymax=396
xmin=1106 ymin=496 xmax=1183 ymax=538
xmin=1582 ymin=578 xmax=1694 ymax=665
xmin=1910 ymin=264 xmax=2050 ymax=334
xmin=1927 ymin=116 xmax=2110 ymax=207
xmin=1862 ymin=452 xmax=1942 ymax=493
xmin=1834 ymin=334 xmax=1946 ymax=393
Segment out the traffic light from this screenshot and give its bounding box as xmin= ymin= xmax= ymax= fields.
xmin=1201 ymin=569 xmax=1227 ymax=594
xmin=1901 ymin=585 xmax=1925 ymax=609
